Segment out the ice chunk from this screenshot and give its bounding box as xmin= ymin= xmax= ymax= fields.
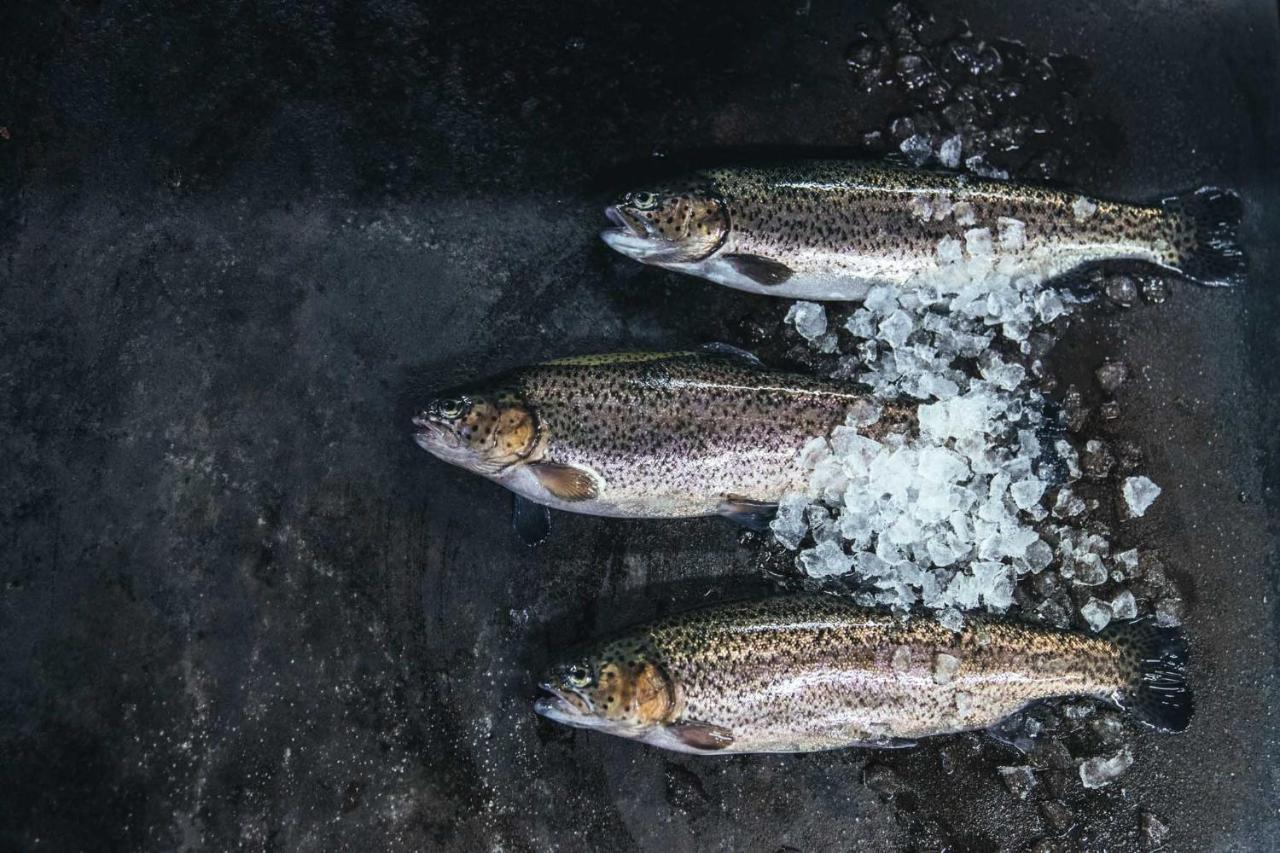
xmin=1034 ymin=289 xmax=1067 ymax=322
xmin=938 ymin=135 xmax=963 ymax=169
xmin=951 ymin=201 xmax=977 ymax=226
xmin=891 ymin=645 xmax=912 ymax=672
xmin=1110 ymin=589 xmax=1137 ymax=621
xmin=1094 ymin=360 xmax=1128 ymax=392
xmin=1080 ymin=598 xmax=1112 ymax=631
xmin=1140 ymin=811 xmax=1171 ymax=850
xmin=938 ymin=608 xmax=964 ymax=631
xmin=769 ymin=494 xmax=810 ymax=550
xmin=917 ymin=445 xmax=970 ymax=484
xmin=798 ymin=540 xmax=855 ymax=577
xmin=785 ymin=301 xmax=828 ymax=342
xmin=900 ymin=133 xmax=933 ymax=167
xmin=878 ymin=310 xmax=915 ymax=349
xmin=935 ymin=236 xmax=964 ymax=266
xmin=1071 ymin=195 xmax=1098 ymax=221
xmin=1010 ymin=478 xmax=1046 ymax=511
xmin=997 ymin=218 xmax=1026 ymax=252
xmin=1122 ymin=476 xmax=1161 ymax=517
xmin=846 ymin=398 xmax=882 ymax=428
xmin=798 ymin=436 xmax=830 ymax=469
xmin=964 ymin=227 xmax=994 ymax=257
xmin=997 ymin=766 xmax=1037 ymax=800
xmin=1079 ymin=747 xmax=1133 ymax=789
xmin=932 ymin=652 xmax=960 ymax=684
xmin=1155 ymin=596 xmax=1184 ymax=627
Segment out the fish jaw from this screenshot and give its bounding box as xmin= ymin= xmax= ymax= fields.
xmin=600 ymin=206 xmax=668 ymax=264
xmin=411 ymin=416 xmax=494 ymax=473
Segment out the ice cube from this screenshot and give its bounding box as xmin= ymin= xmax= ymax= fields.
xmin=938 ymin=608 xmax=964 ymax=631
xmin=846 ymin=398 xmax=882 ymax=428
xmin=997 ymin=766 xmax=1037 ymax=800
xmin=798 ymin=540 xmax=855 ymax=577
xmin=936 ymin=236 xmax=964 ymax=264
xmin=1110 ymin=589 xmax=1137 ymax=621
xmin=1155 ymin=596 xmax=1184 ymax=627
xmin=1071 ymin=196 xmax=1098 ymax=221
xmin=769 ymin=494 xmax=810 ymax=550
xmin=996 ymin=218 xmax=1026 ymax=252
xmin=1122 ymin=476 xmax=1161 ymax=517
xmin=878 ymin=310 xmax=915 ymax=349
xmin=938 ymin=135 xmax=963 ymax=169
xmin=785 ymin=300 xmax=828 ymax=342
xmin=1080 ymin=598 xmax=1112 ymax=631
xmin=798 ymin=436 xmax=830 ymax=469
xmin=932 ymin=652 xmax=960 ymax=684
xmin=1010 ymin=478 xmax=1046 ymax=511
xmin=951 ymin=201 xmax=977 ymax=226
xmin=1094 ymin=360 xmax=1128 ymax=392
xmin=1078 ymin=747 xmax=1133 ymax=789
xmin=891 ymin=645 xmax=912 ymax=672
xmin=1140 ymin=811 xmax=1171 ymax=850
xmin=964 ymin=227 xmax=994 ymax=257
xmin=900 ymin=133 xmax=934 ymax=167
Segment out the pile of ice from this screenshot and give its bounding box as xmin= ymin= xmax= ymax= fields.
xmin=777 ymin=223 xmax=1164 ymax=628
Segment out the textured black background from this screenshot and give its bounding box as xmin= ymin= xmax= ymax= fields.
xmin=1 ymin=1 xmax=1278 ymax=850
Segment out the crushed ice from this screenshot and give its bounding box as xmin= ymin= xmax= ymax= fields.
xmin=777 ymin=222 xmax=1167 ymax=632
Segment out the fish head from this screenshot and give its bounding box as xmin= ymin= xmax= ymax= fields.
xmin=602 ymin=181 xmax=728 ymax=265
xmin=535 ymin=637 xmax=674 ymax=738
xmin=412 ymin=383 xmax=538 ymax=476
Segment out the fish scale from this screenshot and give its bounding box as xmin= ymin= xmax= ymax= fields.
xmin=536 ymin=595 xmax=1191 ymax=755
xmin=510 ymin=352 xmax=907 ymax=517
xmin=602 ymin=161 xmax=1244 ymax=300
xmin=646 ymin=596 xmax=1126 ymax=751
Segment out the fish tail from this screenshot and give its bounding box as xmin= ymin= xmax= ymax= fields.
xmin=1161 ymin=187 xmax=1246 ymax=287
xmin=1103 ymin=619 xmax=1193 ymax=733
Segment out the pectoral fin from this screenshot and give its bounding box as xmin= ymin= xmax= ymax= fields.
xmin=668 ymin=721 xmax=735 ymax=751
xmin=717 ymin=494 xmax=778 ymax=532
xmin=529 ymin=462 xmax=599 ymax=502
xmin=512 ymin=495 xmax=551 ymax=547
xmin=724 ymin=253 xmax=793 ymax=286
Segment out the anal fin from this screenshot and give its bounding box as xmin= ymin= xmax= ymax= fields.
xmin=512 ymin=495 xmax=551 ymax=547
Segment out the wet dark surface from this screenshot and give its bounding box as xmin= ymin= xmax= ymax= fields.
xmin=2 ymin=1 xmax=1278 ymax=850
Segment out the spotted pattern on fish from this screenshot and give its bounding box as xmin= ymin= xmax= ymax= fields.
xmin=559 ymin=596 xmax=1131 ymax=754
xmin=603 ymin=161 xmax=1242 ymax=299
xmin=415 ymin=351 xmax=911 ymax=519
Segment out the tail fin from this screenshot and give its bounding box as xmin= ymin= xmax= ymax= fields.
xmin=1162 ymin=187 xmax=1246 ymax=287
xmin=1103 ymin=620 xmax=1193 ymax=733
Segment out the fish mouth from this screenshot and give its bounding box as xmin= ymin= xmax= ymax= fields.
xmin=534 ymin=683 xmax=593 ymax=722
xmin=411 ymin=416 xmax=459 ymax=453
xmin=601 ymin=205 xmax=668 ymax=261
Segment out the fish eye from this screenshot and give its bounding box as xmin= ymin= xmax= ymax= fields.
xmin=628 ymin=191 xmax=658 ymax=210
xmin=435 ymin=397 xmax=468 ymax=419
xmin=566 ymin=664 xmax=591 ymax=687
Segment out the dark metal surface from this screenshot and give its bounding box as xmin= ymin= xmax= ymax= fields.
xmin=1 ymin=1 xmax=1277 ymax=850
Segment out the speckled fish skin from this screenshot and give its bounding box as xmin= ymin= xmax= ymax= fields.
xmin=413 ymin=351 xmax=909 ymax=519
xmin=602 ymin=161 xmax=1244 ymax=300
xmin=536 ymin=596 xmax=1189 ymax=755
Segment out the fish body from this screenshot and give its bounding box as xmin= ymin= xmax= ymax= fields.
xmin=536 ymin=595 xmax=1191 ymax=754
xmin=414 ymin=348 xmax=908 ymax=526
xmin=602 ymin=161 xmax=1244 ymax=300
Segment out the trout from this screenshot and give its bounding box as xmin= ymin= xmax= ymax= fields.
xmin=602 ymin=161 xmax=1244 ymax=300
xmin=535 ymin=595 xmax=1191 ymax=754
xmin=413 ymin=346 xmax=910 ymax=543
